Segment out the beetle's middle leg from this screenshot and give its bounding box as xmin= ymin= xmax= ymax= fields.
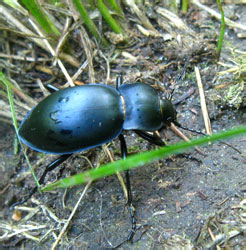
xmin=116 ymin=74 xmax=123 ymax=90
xmin=44 ymin=83 xmax=59 ymax=92
xmin=118 ymin=134 xmax=136 ymax=241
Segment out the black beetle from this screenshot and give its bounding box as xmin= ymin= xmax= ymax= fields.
xmin=16 ymin=75 xmax=196 ymax=242
xmin=19 ymin=78 xmax=178 ymax=154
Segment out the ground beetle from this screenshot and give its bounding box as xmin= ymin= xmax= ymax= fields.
xmin=16 ymin=75 xmax=198 ymax=242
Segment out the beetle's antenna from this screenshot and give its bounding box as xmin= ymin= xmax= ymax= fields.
xmin=174 ymin=121 xmax=207 ymax=136
xmin=169 ymin=56 xmax=191 ymax=100
xmin=168 ymin=88 xmax=174 ymax=101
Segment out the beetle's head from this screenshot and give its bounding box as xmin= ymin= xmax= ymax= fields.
xmin=160 ymin=97 xmax=207 ymax=136
xmin=160 ymin=98 xmax=179 ymax=127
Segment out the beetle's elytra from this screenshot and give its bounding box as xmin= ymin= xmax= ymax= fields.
xmin=18 ymin=82 xmax=177 ymax=154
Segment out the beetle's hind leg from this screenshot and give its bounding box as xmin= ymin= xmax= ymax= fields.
xmin=44 ymin=84 xmax=59 ymax=93
xmin=118 ymin=134 xmax=136 ymax=242
xmin=12 ymin=154 xmax=72 ymax=207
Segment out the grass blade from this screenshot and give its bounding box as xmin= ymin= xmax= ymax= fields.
xmin=217 ymin=0 xmax=225 ymax=59
xmin=72 ymin=0 xmax=109 ymax=46
xmin=19 ymin=0 xmax=61 ymax=37
xmin=43 ymin=126 xmax=246 ymax=191
xmin=107 ymin=0 xmax=124 ymax=16
xmin=96 ymin=0 xmax=123 ymax=34
xmin=0 ymin=72 xmax=40 ymax=190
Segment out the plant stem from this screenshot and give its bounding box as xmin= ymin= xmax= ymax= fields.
xmin=217 ymin=0 xmax=225 ymax=60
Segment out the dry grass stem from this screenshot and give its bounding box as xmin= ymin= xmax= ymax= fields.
xmin=103 ymin=145 xmax=128 ymax=200
xmin=51 ymin=162 xmax=101 ymax=249
xmin=156 ymin=7 xmax=192 ymax=31
xmin=195 ymin=66 xmax=212 ymax=135
xmin=54 ymin=17 xmax=73 ymax=65
xmin=124 ymin=0 xmax=156 ymax=31
xmin=136 ymin=24 xmax=162 ymax=37
xmin=0 ymin=5 xmax=79 ymax=69
xmin=28 ymin=19 xmax=74 ymax=87
xmin=0 ymin=53 xmax=50 ymax=62
xmin=0 ymin=5 xmax=47 ymax=50
xmin=78 ymin=28 xmax=95 ymax=83
xmin=65 ymin=60 xmax=89 ymax=87
xmin=192 ymin=0 xmax=246 ymax=32
xmin=0 ymin=222 xmax=46 ymax=241
xmin=208 ymin=227 xmax=221 ymax=250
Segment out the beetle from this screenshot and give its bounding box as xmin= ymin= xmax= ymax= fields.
xmin=16 ymin=75 xmax=199 ymax=242
xmin=18 ymin=77 xmax=178 ymax=153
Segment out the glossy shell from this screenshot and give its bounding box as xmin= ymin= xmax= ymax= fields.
xmin=119 ymin=83 xmax=163 ymax=131
xmin=18 ymin=85 xmax=124 ymax=154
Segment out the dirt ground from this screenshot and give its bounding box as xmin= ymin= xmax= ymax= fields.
xmin=1 ymin=2 xmax=246 ymax=249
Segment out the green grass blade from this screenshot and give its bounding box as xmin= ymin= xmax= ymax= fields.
xmin=182 ymin=0 xmax=189 ymax=13
xmin=72 ymin=0 xmax=109 ymax=46
xmin=0 ymin=71 xmax=40 ymax=190
xmin=19 ymin=0 xmax=60 ymax=37
xmin=96 ymin=0 xmax=123 ymax=34
xmin=107 ymin=0 xmax=124 ymax=16
xmin=0 ymin=72 xmax=19 ymax=131
xmin=43 ymin=126 xmax=246 ymax=191
xmin=217 ymin=0 xmax=225 ymax=59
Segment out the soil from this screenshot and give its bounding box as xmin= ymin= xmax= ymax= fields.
xmin=1 ymin=2 xmax=246 ymax=249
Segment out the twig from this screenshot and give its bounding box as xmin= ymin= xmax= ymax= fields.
xmin=63 ymin=60 xmax=88 ymax=88
xmin=0 ymin=5 xmax=47 ymax=50
xmin=170 ymin=123 xmax=206 ymax=156
xmin=208 ymin=227 xmax=221 ymax=250
xmin=205 ymin=228 xmax=245 ymax=249
xmin=124 ymin=0 xmax=156 ymax=31
xmin=0 ymin=53 xmax=50 ymax=62
xmin=96 ymin=187 xmax=114 ymax=247
xmin=103 ymin=145 xmax=128 ymax=200
xmin=195 ymin=66 xmax=212 ymax=135
xmin=156 ymin=7 xmax=192 ymax=31
xmin=78 ymin=27 xmax=95 ymax=83
xmin=191 ymin=0 xmax=246 ymax=31
xmin=173 ymin=87 xmax=195 ymax=105
xmin=51 ymin=163 xmax=101 ymax=249
xmin=28 ymin=19 xmax=75 ymax=87
xmin=0 ymin=221 xmax=47 ymax=241
xmin=54 ymin=17 xmax=73 ymax=65
xmin=0 ymin=4 xmax=80 ymax=68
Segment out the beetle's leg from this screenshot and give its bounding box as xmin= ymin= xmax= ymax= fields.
xmin=12 ymin=154 xmax=72 ymax=207
xmin=118 ymin=134 xmax=136 ymax=242
xmin=44 ymin=84 xmax=59 ymax=93
xmin=116 ymin=74 xmax=123 ymax=90
xmin=134 ymin=130 xmax=165 ymax=146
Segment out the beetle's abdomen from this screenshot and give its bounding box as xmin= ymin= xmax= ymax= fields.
xmin=18 ymin=85 xmax=124 ymax=154
xmin=119 ymin=83 xmax=162 ymax=131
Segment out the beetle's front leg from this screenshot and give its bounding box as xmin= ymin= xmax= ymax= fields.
xmin=116 ymin=74 xmax=123 ymax=90
xmin=118 ymin=134 xmax=136 ymax=242
xmin=134 ymin=130 xmax=165 ymax=146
